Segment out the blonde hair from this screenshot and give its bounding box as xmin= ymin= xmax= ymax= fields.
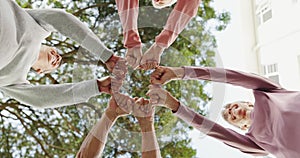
xmin=221 ymin=103 xmax=231 ymax=122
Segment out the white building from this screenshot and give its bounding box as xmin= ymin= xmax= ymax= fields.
xmin=254 ymin=0 xmax=300 ymax=90
xmin=199 ymin=0 xmax=300 ymax=157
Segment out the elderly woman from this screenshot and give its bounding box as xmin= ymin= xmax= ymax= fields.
xmin=147 ymin=66 xmax=300 ymax=158
xmin=0 ymin=0 xmax=127 ymax=109
xmin=115 ymin=0 xmax=201 ymax=69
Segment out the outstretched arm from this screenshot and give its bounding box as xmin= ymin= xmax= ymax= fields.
xmin=27 ymin=8 xmax=129 ymax=75
xmin=134 ymin=98 xmax=161 ymax=158
xmin=147 ymin=86 xmax=269 ymax=156
xmin=140 ymin=0 xmax=201 ymax=69
xmin=76 ymin=96 xmax=129 ymax=158
xmin=115 ymin=0 xmax=141 ymax=49
xmin=155 ymin=0 xmax=201 ymax=48
xmin=0 ymin=77 xmax=111 ymax=109
xmin=115 ymin=0 xmax=142 ymax=69
xmin=107 ymin=93 xmax=161 ymax=157
xmin=26 ymin=9 xmax=113 ymax=63
xmin=151 ymin=66 xmax=283 ymax=91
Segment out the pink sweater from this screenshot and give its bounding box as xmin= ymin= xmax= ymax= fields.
xmin=115 ymin=0 xmax=201 ymax=48
xmin=175 ymin=66 xmax=300 ymax=157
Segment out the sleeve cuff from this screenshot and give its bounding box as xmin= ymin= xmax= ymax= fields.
xmin=72 ymin=79 xmax=100 ymax=103
xmin=182 ymin=66 xmax=192 ymax=80
xmin=173 ymin=102 xmax=196 ymax=125
xmin=100 ymin=49 xmax=114 ymax=63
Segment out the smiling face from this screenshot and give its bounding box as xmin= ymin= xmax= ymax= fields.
xmin=32 ymin=45 xmax=62 ymax=74
xmin=152 ymin=0 xmax=177 ymax=9
xmin=222 ymin=101 xmax=254 ymax=130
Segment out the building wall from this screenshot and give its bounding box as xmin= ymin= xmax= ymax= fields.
xmin=255 ymin=0 xmax=300 ymax=90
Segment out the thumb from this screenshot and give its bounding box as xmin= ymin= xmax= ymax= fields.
xmin=150 ymin=77 xmax=163 ymax=85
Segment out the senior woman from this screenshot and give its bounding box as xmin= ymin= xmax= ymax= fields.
xmin=147 ymin=66 xmax=300 ymax=158
xmin=0 ymin=0 xmax=127 ymax=109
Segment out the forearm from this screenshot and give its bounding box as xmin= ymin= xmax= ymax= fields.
xmin=0 ymin=80 xmax=100 ymax=109
xmin=115 ymin=0 xmax=141 ymax=48
xmin=76 ymin=134 xmax=104 ymax=158
xmin=139 ymin=123 xmax=161 ymax=158
xmin=183 ymin=66 xmax=283 ymax=90
xmin=155 ymin=0 xmax=201 ymax=48
xmin=77 ymin=111 xmax=118 ymax=158
xmin=26 ymin=9 xmax=113 ymax=63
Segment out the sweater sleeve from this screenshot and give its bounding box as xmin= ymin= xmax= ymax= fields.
xmin=155 ymin=0 xmax=201 ymax=48
xmin=174 ymin=104 xmax=268 ymax=156
xmin=0 ymin=80 xmax=100 ymax=109
xmin=26 ymin=9 xmax=113 ymax=63
xmin=115 ymin=0 xmax=142 ymax=48
xmin=183 ymin=66 xmax=283 ymax=91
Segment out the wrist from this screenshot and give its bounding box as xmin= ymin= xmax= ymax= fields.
xmin=137 ymin=118 xmax=154 ymax=131
xmin=171 ymin=67 xmax=184 ymax=79
xmin=104 ymin=110 xmax=119 ymax=121
xmin=106 ymin=55 xmax=118 ymax=64
xmin=170 ymin=101 xmax=180 ymax=113
xmin=152 ymin=43 xmax=165 ymax=55
xmin=166 ymin=94 xmax=180 ymax=112
xmin=96 ymin=79 xmax=102 ymax=93
xmin=139 ymin=123 xmax=155 ymax=132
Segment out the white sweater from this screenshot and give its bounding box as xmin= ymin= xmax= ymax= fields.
xmin=0 ymin=0 xmax=113 ymax=108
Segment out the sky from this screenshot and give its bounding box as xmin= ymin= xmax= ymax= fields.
xmin=187 ymin=1 xmax=266 ymax=158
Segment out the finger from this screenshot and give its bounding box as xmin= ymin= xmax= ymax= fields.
xmin=146 ymin=62 xmax=158 ymax=69
xmin=150 ymin=78 xmax=162 ymax=85
xmin=139 ymin=64 xmax=147 ymax=70
xmin=143 ymin=99 xmax=150 ymax=105
xmin=146 ymin=88 xmax=157 ymax=96
xmin=126 ymin=98 xmax=135 ymax=111
xmin=117 ymin=60 xmax=128 ymax=67
xmin=131 ymin=61 xmax=140 ymax=70
xmin=146 ymin=90 xmax=151 ymax=96
xmin=112 ymin=70 xmax=126 ymax=79
xmin=147 ymin=93 xmax=159 ymax=101
xmin=150 ymin=98 xmax=159 ymax=104
xmin=112 ymin=69 xmax=125 ymax=75
xmin=139 ymin=98 xmax=148 ymax=105
xmin=151 ymin=70 xmax=162 ymax=78
xmin=148 ymin=84 xmax=161 ymax=90
xmin=127 ymin=55 xmax=140 ymax=69
xmin=153 ymin=74 xmax=162 ymax=79
xmin=135 ymin=98 xmax=144 ymax=105
xmin=126 ymin=56 xmax=136 ymax=67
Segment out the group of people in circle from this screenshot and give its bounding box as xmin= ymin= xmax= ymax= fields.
xmin=1 ymin=0 xmax=299 ymax=157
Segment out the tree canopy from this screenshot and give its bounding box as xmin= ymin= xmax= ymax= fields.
xmin=0 ymin=0 xmax=230 ymax=157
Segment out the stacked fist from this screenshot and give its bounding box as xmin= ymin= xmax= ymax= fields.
xmin=102 ymin=45 xmax=186 ymax=120
xmin=125 ymin=43 xmax=165 ymax=70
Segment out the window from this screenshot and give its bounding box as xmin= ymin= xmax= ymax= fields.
xmin=298 ymin=55 xmax=300 ymax=76
xmin=256 ymin=0 xmax=272 ymax=25
xmin=263 ymin=63 xmax=280 ymax=84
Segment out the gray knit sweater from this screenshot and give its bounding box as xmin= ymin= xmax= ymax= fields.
xmin=0 ymin=0 xmax=113 ymax=108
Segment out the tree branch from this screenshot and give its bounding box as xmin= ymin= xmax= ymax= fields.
xmin=6 ymin=109 xmax=53 ymax=158
xmin=72 ymin=3 xmax=113 ymax=16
